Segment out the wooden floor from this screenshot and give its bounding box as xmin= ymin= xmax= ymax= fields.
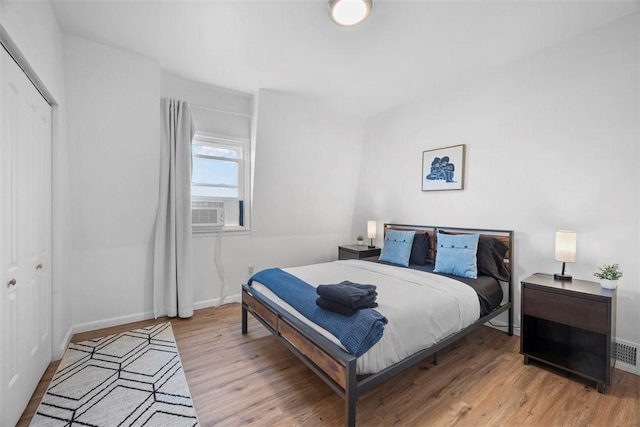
xmin=19 ymin=303 xmax=640 ymax=426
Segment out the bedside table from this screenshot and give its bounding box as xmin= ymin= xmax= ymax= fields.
xmin=520 ymin=273 xmax=616 ymax=393
xmin=338 ymin=245 xmax=381 ymax=260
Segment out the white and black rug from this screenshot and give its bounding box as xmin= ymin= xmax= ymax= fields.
xmin=30 ymin=322 xmax=199 ymax=427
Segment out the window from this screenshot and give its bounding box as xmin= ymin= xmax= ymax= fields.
xmin=191 ymin=133 xmax=250 ymax=233
xmin=192 ymin=140 xmax=241 ymax=198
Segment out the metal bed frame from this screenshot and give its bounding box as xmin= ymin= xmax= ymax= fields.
xmin=241 ymin=224 xmax=514 ymax=426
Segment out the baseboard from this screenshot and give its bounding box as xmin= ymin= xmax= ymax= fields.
xmin=485 ymin=320 xmax=521 ymax=337
xmin=615 ymin=361 xmax=640 ymax=376
xmin=71 ymin=294 xmax=243 ymax=335
xmin=193 ymin=293 xmax=241 ymax=310
xmin=60 ymin=297 xmax=640 ymax=380
xmin=73 ymin=310 xmax=156 ymax=334
xmin=53 ymin=327 xmax=74 ymax=360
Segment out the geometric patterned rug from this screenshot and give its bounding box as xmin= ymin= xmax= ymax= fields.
xmin=30 ymin=323 xmax=199 ymax=426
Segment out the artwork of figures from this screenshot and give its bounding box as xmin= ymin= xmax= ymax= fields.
xmin=422 ymin=144 xmax=466 ymax=191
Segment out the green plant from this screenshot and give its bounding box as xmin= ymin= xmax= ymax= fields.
xmin=356 ymin=234 xmax=364 ymax=241
xmin=594 ymin=263 xmax=623 ymax=281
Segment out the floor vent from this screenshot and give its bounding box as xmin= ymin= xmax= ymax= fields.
xmin=614 ymin=341 xmax=637 ymax=366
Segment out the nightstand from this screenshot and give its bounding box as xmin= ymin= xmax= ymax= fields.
xmin=338 ymin=245 xmax=381 ymax=260
xmin=520 ymin=273 xmax=616 ymax=393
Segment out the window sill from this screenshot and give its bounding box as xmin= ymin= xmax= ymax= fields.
xmin=192 ymin=226 xmax=251 ymax=237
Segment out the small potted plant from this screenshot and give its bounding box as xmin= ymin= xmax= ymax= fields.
xmin=356 ymin=234 xmax=364 ymax=245
xmin=594 ymin=263 xmax=622 ymax=289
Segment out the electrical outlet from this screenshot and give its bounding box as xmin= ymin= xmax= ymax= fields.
xmin=248 ymin=264 xmax=254 ymax=275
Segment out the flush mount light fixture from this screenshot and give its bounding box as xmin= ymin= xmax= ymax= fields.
xmin=328 ymin=0 xmax=372 ymax=27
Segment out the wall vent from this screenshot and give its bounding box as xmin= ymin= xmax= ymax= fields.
xmin=614 ymin=341 xmax=637 ymax=366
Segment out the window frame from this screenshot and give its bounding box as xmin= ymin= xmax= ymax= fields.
xmin=191 ymin=132 xmax=251 ymax=235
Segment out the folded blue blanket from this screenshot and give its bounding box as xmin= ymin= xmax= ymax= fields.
xmin=248 ymin=268 xmax=387 ymax=357
xmin=316 ymin=281 xmax=377 ymax=308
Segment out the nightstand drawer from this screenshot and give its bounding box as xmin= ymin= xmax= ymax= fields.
xmin=339 ymin=248 xmax=359 ymax=260
xmin=523 ymin=287 xmax=608 ymax=334
xmin=338 ymin=245 xmax=381 ymax=260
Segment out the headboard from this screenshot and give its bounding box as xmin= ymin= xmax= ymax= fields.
xmin=383 ymin=223 xmax=513 ymax=279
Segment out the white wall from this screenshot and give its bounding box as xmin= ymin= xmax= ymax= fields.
xmin=160 ymin=79 xmax=365 ymax=308
xmin=191 ymin=89 xmax=366 ymax=307
xmin=63 ymin=35 xmax=161 ymax=331
xmin=353 ymin=15 xmax=640 ymax=350
xmin=252 ymin=90 xmax=365 ymax=241
xmin=62 ymin=45 xmax=365 ymax=329
xmin=0 ymin=0 xmax=73 ymax=358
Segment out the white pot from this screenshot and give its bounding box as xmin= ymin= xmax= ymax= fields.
xmin=600 ymin=279 xmax=617 ymax=289
xmin=357 ymin=240 xmax=364 ymax=246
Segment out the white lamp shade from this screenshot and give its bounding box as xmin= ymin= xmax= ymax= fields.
xmin=329 ymin=0 xmax=372 ymax=26
xmin=555 ymin=230 xmax=576 ymax=263
xmin=367 ymin=221 xmax=376 ymax=239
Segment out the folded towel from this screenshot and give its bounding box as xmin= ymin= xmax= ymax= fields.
xmin=339 ymin=281 xmax=377 ymax=293
xmin=316 ymin=281 xmax=377 ymax=307
xmin=248 ymin=268 xmax=386 ymax=357
xmin=316 ymin=297 xmax=378 ymax=316
xmin=349 ymin=292 xmax=377 ymax=307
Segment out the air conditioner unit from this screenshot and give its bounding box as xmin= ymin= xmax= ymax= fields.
xmin=192 ymin=200 xmax=225 ymax=227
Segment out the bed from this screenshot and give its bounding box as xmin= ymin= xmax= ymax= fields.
xmin=241 ymin=224 xmax=514 ymax=426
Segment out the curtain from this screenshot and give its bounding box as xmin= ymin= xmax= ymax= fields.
xmin=153 ymin=98 xmax=196 ymax=318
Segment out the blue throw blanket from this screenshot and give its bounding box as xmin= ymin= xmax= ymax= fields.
xmin=248 ymin=268 xmax=387 ymax=357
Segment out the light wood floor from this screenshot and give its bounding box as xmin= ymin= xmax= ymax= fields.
xmin=19 ymin=303 xmax=640 ymax=426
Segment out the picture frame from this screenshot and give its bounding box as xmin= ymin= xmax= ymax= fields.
xmin=422 ymin=144 xmax=466 ymax=191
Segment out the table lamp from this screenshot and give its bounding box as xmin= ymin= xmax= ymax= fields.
xmin=367 ymin=221 xmax=376 ymax=248
xmin=554 ymin=230 xmax=576 ymax=281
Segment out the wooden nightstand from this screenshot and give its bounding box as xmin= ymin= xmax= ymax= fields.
xmin=520 ymin=273 xmax=616 ymax=393
xmin=338 ymin=245 xmax=381 ymax=260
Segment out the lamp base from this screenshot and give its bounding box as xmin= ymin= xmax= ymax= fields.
xmin=367 ymin=245 xmax=376 ymax=249
xmin=554 ymin=273 xmax=572 ymax=281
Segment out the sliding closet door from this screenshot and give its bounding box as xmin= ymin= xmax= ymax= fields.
xmin=0 ymin=46 xmax=52 ymax=426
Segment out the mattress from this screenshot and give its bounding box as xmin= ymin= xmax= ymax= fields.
xmin=377 ymin=260 xmax=504 ymax=316
xmin=249 ymin=259 xmax=481 ymax=374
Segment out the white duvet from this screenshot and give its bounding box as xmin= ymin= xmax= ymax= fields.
xmin=250 ymin=259 xmax=480 ymax=374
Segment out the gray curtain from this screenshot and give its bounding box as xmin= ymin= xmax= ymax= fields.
xmin=153 ymin=98 xmax=196 ymax=318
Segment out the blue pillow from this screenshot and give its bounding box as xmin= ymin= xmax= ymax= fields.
xmin=379 ymin=230 xmax=416 ymax=267
xmin=434 ymin=233 xmax=480 ymax=278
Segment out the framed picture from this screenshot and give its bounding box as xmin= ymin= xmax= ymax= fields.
xmin=422 ymin=144 xmax=466 ymax=191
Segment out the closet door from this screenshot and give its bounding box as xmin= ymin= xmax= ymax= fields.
xmin=0 ymin=46 xmax=52 ymax=426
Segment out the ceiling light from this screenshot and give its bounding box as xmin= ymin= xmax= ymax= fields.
xmin=328 ymin=0 xmax=372 ymax=27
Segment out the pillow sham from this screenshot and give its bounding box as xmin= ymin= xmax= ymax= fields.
xmin=409 ymin=232 xmax=431 ymax=266
xmin=379 ymin=230 xmax=416 ymax=267
xmin=477 ymin=236 xmax=510 ymax=281
xmin=434 ymin=232 xmax=480 ymax=279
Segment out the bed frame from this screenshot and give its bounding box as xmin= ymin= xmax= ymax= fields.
xmin=241 ymin=224 xmax=514 ymax=426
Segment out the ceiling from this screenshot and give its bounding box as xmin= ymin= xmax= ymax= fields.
xmin=49 ymin=0 xmax=638 ymax=118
